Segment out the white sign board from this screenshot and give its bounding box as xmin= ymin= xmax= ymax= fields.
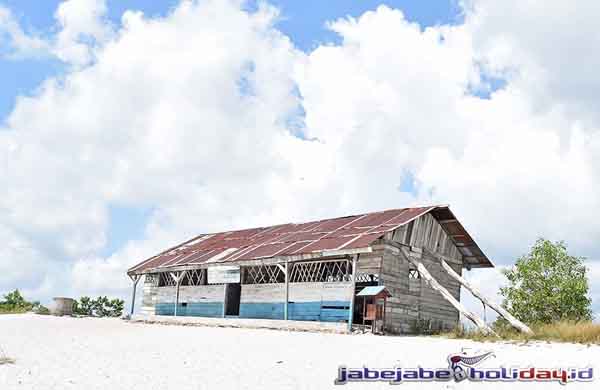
xmin=208 ymin=265 xmax=240 ymax=284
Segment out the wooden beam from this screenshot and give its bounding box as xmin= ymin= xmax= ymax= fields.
xmin=140 ymin=252 xmax=356 ymax=275
xmin=437 ymin=219 xmax=457 ymax=224
xmin=426 ymin=250 xmax=462 ymax=266
xmin=435 ymin=255 xmax=533 ymax=334
xmin=410 ymin=246 xmax=423 ymax=254
xmin=399 ymin=247 xmax=495 ymax=335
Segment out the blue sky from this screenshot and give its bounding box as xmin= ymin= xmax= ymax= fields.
xmin=0 ymin=0 xmax=460 ymax=256
xmin=0 ymin=0 xmax=461 ymax=120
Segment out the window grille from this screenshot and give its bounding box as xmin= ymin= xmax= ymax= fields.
xmin=180 ymin=269 xmax=206 ymax=286
xmin=243 ymin=265 xmax=285 ymax=284
xmin=408 ymin=268 xmax=421 ymax=295
xmin=156 ymin=269 xmax=207 ymax=286
xmin=355 ymin=273 xmax=379 ymax=283
xmin=289 ymin=260 xmax=351 ymax=283
xmin=158 ymin=272 xmax=177 ymax=287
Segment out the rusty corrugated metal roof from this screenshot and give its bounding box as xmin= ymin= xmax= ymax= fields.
xmin=128 ymin=205 xmax=492 ymax=274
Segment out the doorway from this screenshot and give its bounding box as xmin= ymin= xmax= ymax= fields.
xmin=353 ymin=280 xmax=378 ymax=324
xmin=225 ymin=283 xmax=241 ymax=316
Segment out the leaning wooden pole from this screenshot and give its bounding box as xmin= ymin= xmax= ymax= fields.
xmin=400 ymin=248 xmax=495 ymax=335
xmin=438 ymin=258 xmax=533 ymax=334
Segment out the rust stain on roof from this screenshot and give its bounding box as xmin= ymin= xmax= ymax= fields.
xmin=128 ymin=205 xmax=492 ymax=274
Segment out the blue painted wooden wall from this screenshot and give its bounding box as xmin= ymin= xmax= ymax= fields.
xmin=155 ymin=302 xmax=223 ymax=317
xmin=155 ymin=301 xmax=349 ymax=322
xmin=239 ymin=301 xmax=350 ymax=322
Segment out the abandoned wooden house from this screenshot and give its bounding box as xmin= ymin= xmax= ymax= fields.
xmin=127 ymin=205 xmax=530 ymax=334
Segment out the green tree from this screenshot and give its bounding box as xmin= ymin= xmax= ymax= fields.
xmin=3 ymin=289 xmax=29 ymax=309
xmin=500 ymin=239 xmax=592 ymax=324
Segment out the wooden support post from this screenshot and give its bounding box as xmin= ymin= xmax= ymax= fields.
xmin=284 ymin=260 xmax=289 ymax=320
xmin=364 ymin=298 xmax=367 ymax=328
xmin=400 ymin=247 xmax=495 ymax=335
xmin=348 ymin=254 xmax=358 ymax=332
xmin=436 ymin=256 xmax=533 ymax=334
xmin=128 ymin=274 xmax=141 ymax=316
xmin=275 ymin=262 xmax=289 ymax=320
xmin=175 ymin=274 xmax=180 ymax=317
xmin=222 ymin=284 xmax=227 ymax=318
xmin=382 ymin=298 xmax=387 ymax=335
xmin=170 ymin=271 xmax=185 ymax=317
xmin=371 ymin=299 xmax=375 ymax=335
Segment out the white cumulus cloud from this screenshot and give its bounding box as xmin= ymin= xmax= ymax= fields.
xmin=0 ymin=0 xmax=598 ymax=321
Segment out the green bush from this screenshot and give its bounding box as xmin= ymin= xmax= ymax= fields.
xmin=0 ymin=289 xmax=125 ymax=317
xmin=0 ymin=289 xmax=33 ymax=314
xmin=94 ymin=296 xmax=111 ymax=317
xmin=4 ymin=290 xmax=28 ymax=307
xmin=107 ymin=298 xmax=124 ymax=317
xmin=73 ymin=296 xmax=125 ymax=317
xmin=33 ymin=304 xmax=50 ymax=315
xmin=73 ymin=296 xmax=94 ymax=316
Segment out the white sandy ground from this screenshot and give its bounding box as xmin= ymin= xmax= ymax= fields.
xmin=0 ymin=315 xmax=598 ymax=390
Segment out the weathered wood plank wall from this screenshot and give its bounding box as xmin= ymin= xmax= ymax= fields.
xmin=355 ymin=250 xmax=383 ymax=276
xmin=140 ymin=275 xmax=157 ymax=316
xmin=391 ymin=213 xmax=462 ymax=261
xmin=380 ymin=213 xmax=463 ymax=334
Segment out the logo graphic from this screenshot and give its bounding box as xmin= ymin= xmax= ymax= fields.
xmin=447 ymin=350 xmax=495 ymax=381
xmin=334 ymin=348 xmax=594 ymax=385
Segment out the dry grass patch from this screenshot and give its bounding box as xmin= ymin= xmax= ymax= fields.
xmin=0 ymin=306 xmax=28 ymax=315
xmin=0 ymin=344 xmax=16 ymax=365
xmin=441 ymin=321 xmax=600 ymax=345
xmin=0 ymin=356 xmax=16 ymax=365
